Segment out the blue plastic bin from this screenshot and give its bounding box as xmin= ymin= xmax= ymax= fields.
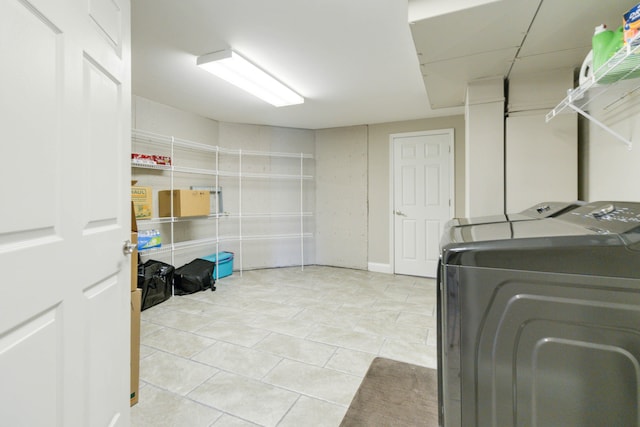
xmin=200 ymin=251 xmax=234 ymax=279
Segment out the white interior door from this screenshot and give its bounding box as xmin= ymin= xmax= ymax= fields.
xmin=392 ymin=130 xmax=453 ymax=277
xmin=0 ymin=1 xmax=131 ymax=426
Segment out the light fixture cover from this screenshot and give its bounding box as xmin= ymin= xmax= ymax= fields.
xmin=197 ymin=49 xmax=304 ymax=107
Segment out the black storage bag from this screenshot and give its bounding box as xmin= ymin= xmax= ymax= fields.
xmin=174 ymin=258 xmax=216 ymax=295
xmin=138 ymin=259 xmax=174 ymax=310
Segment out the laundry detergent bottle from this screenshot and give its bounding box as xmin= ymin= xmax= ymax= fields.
xmin=592 ymin=24 xmax=614 ymax=73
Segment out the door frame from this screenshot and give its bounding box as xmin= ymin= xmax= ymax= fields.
xmin=388 ymin=129 xmax=455 ymax=275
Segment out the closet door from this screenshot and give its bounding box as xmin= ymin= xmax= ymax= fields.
xmin=0 ymin=1 xmax=131 ymax=425
xmin=392 ymin=130 xmax=454 ymax=278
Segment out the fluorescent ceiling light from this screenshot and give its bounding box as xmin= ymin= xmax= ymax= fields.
xmin=197 ymin=49 xmax=304 ymax=107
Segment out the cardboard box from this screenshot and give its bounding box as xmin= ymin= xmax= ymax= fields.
xmin=131 ymin=202 xmax=138 ymax=291
xmin=159 ymin=189 xmax=210 ymax=217
xmin=130 ymin=205 xmax=141 ymax=406
xmin=131 ymin=181 xmax=152 ymax=220
xmin=130 ymin=288 xmax=141 ymax=406
xmin=130 ymin=232 xmax=138 ymax=290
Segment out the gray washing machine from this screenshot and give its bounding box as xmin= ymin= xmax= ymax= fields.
xmin=438 ymin=201 xmax=640 ymax=427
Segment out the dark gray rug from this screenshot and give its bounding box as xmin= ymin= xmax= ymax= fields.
xmin=340 ymin=357 xmax=439 ymax=427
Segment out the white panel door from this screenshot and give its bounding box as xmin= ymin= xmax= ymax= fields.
xmin=0 ymin=1 xmax=131 ymax=426
xmin=393 ymin=130 xmax=453 ymax=277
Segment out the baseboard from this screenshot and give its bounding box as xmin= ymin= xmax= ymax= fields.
xmin=368 ymin=262 xmax=392 ymax=274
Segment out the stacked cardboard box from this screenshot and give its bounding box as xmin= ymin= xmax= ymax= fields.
xmin=130 ymin=204 xmax=141 ymax=406
xmin=131 ymin=181 xmax=152 ymax=220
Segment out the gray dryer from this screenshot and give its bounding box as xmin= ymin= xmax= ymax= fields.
xmin=438 ymin=201 xmax=640 ymax=426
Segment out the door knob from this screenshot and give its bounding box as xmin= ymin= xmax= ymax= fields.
xmin=394 ymin=210 xmax=407 ymax=217
xmin=123 ymin=240 xmax=137 ymax=255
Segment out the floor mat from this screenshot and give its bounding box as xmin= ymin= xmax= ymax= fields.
xmin=340 ymin=357 xmax=439 ymax=427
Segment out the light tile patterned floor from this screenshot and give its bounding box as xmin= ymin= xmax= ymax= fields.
xmin=131 ymin=265 xmax=437 ymax=427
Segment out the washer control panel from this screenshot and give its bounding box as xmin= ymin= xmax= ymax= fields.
xmin=562 ymin=201 xmax=640 ymax=234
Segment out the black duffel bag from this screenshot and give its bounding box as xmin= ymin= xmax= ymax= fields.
xmin=138 ymin=259 xmax=174 ymax=310
xmin=174 ymin=258 xmax=216 ymax=295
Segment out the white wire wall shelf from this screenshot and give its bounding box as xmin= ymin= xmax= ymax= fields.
xmin=131 ymin=163 xmax=171 ymax=171
xmin=131 ymin=162 xmax=314 ymax=181
xmin=546 ymin=33 xmax=640 ymax=149
xmin=133 ymin=129 xmax=314 ymax=159
xmin=132 ymin=128 xmax=314 ymax=273
xmin=137 ymin=212 xmax=313 ymax=225
xmin=138 ymin=233 xmax=314 ymax=256
xmin=235 ymin=212 xmax=313 ymax=219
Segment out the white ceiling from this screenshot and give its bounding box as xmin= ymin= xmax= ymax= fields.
xmin=132 ymin=0 xmax=637 ymax=130
xmin=411 ymin=0 xmax=636 ymax=108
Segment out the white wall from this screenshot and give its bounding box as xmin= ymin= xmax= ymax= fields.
xmin=132 ymin=96 xmax=469 ymax=272
xmin=133 ymin=96 xmax=219 ymax=144
xmin=465 ymin=77 xmax=505 ymax=217
xmin=506 ymin=69 xmax=577 ymax=212
xmin=315 ymin=126 xmax=368 ymax=269
xmin=217 ymin=122 xmax=316 ymax=269
xmin=506 ymin=113 xmax=577 ymax=212
xmin=583 ymin=81 xmax=640 ymax=201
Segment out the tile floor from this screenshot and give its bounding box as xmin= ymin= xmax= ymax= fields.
xmin=131 ymin=265 xmax=438 ymax=427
